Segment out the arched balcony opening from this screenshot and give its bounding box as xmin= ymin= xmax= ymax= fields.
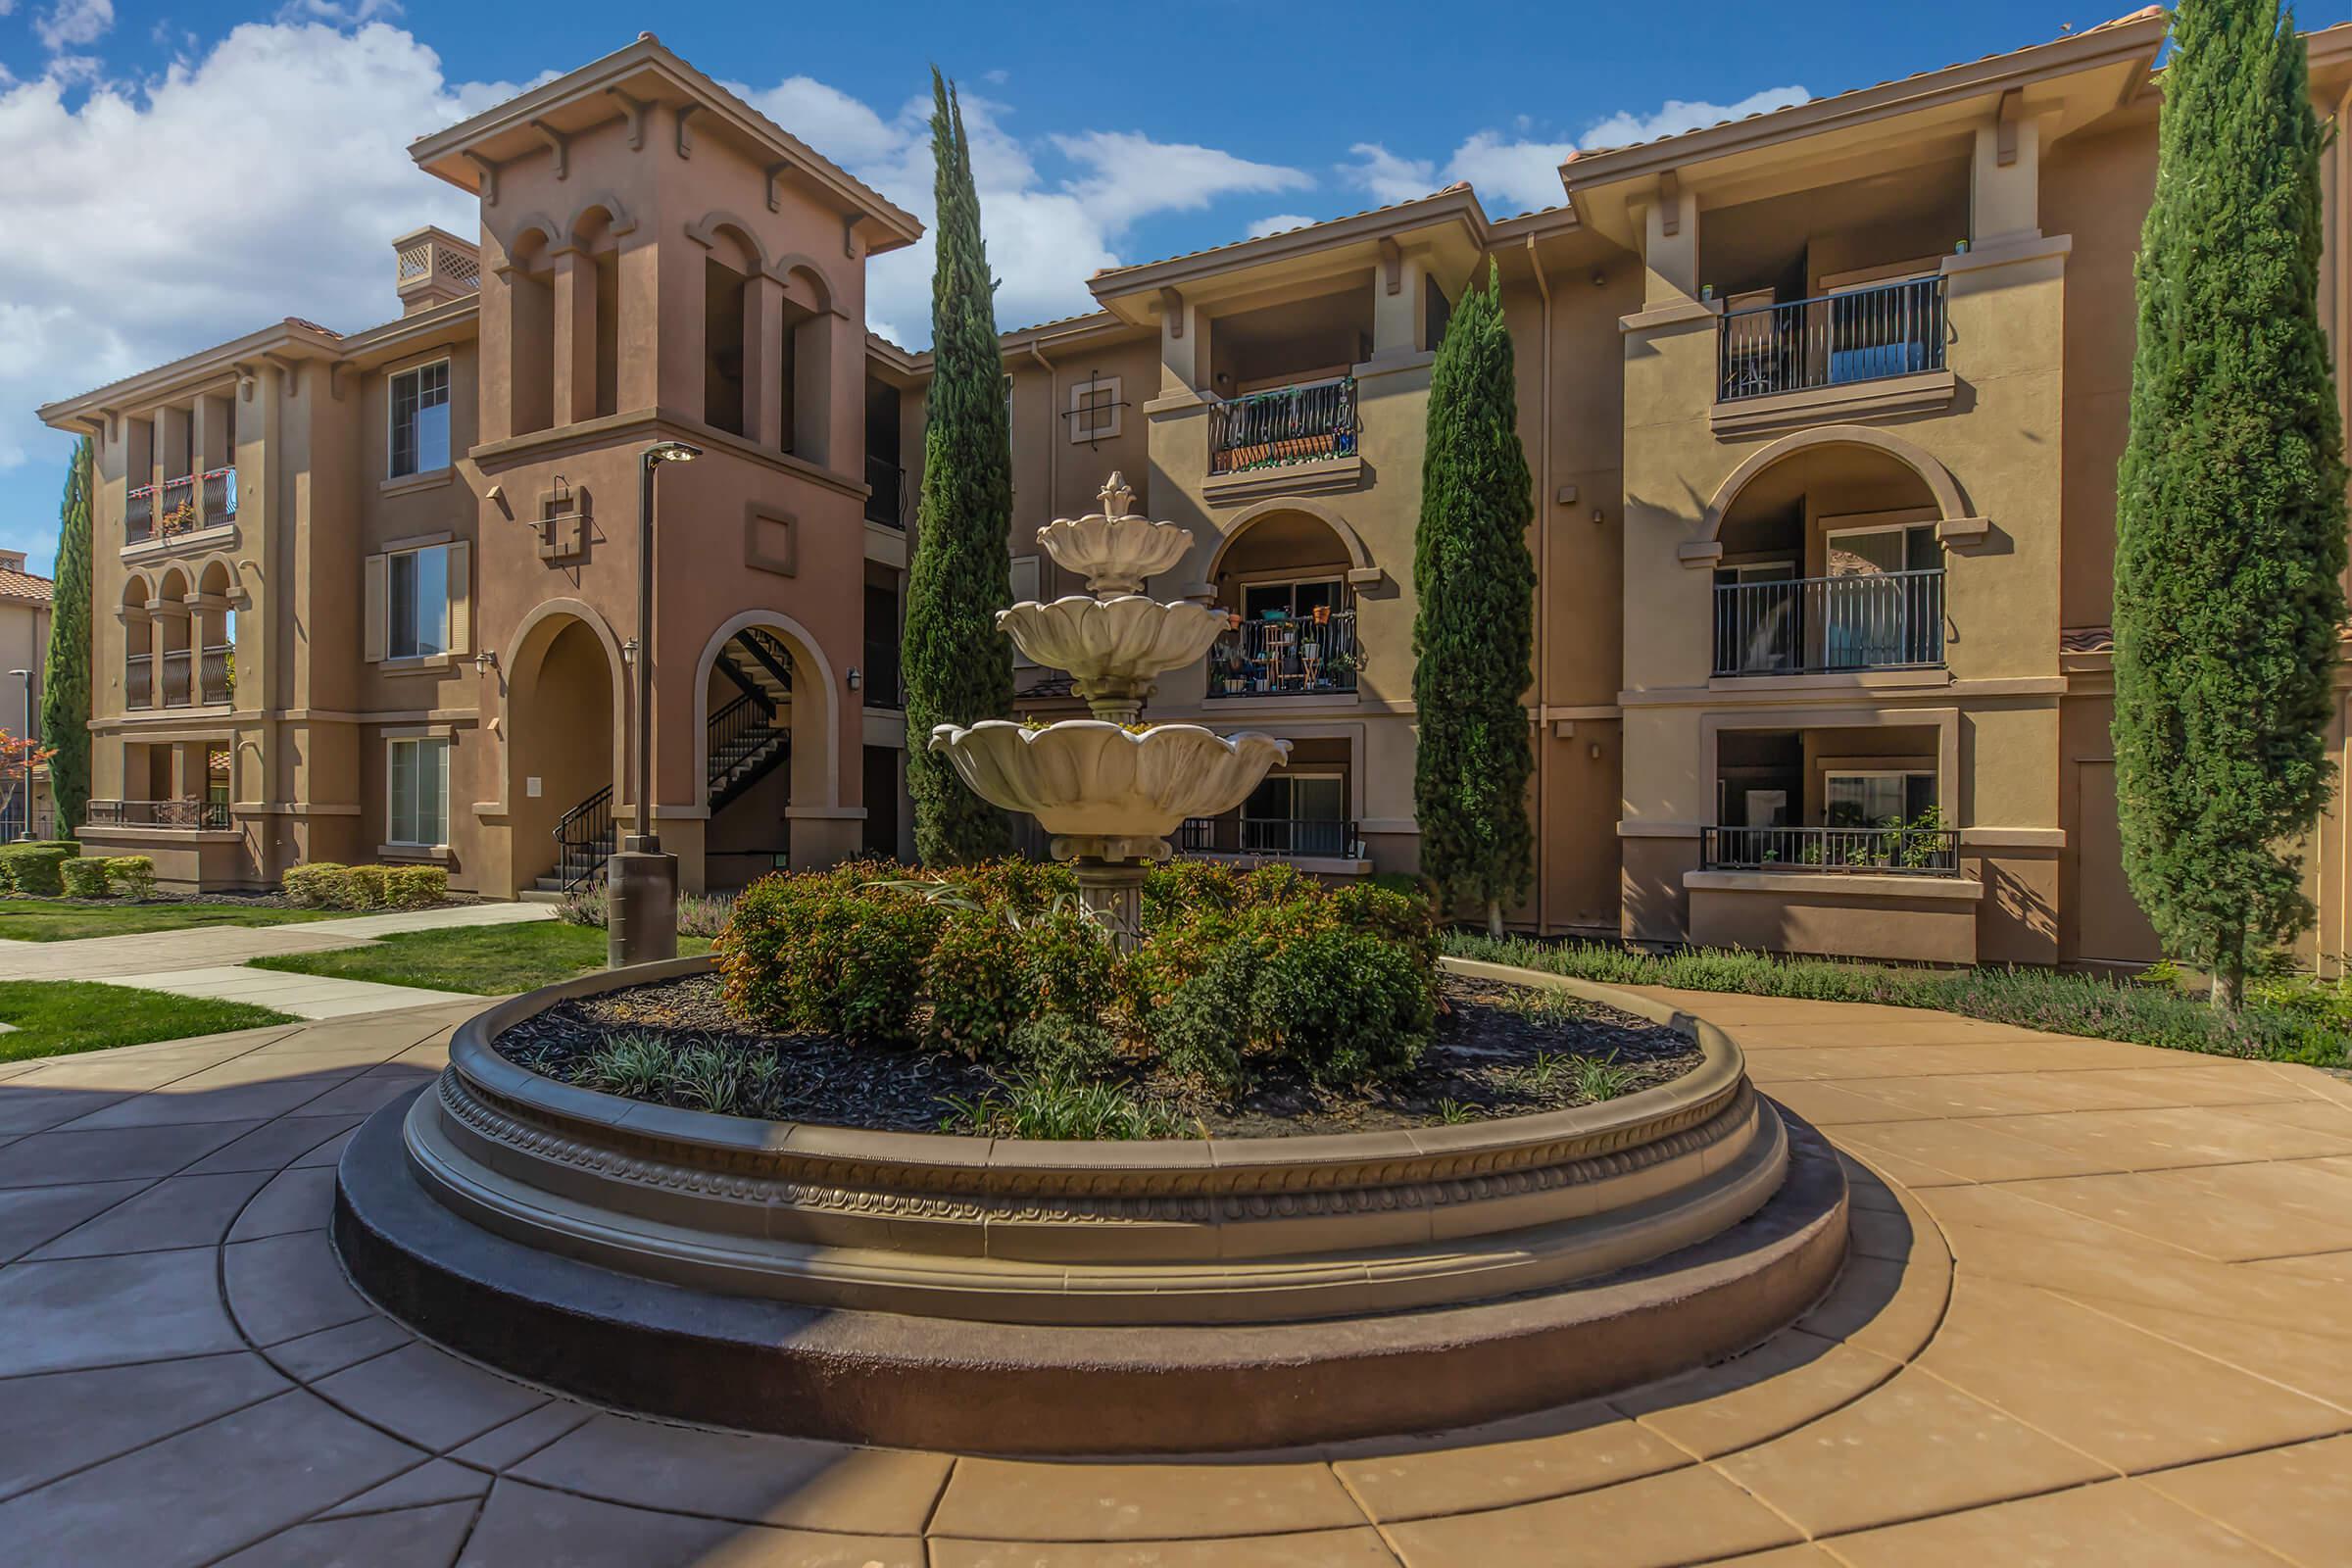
xmin=504 ymin=226 xmax=557 ymax=437
xmin=1205 ymin=508 xmax=1366 ymax=701
xmin=700 ymin=226 xmax=760 ymax=438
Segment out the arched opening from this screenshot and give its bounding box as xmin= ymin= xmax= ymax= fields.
xmin=694 ymin=613 xmax=840 ymax=888
xmin=701 ymin=225 xmax=760 ymax=438
xmin=778 ymin=265 xmax=832 ymax=464
xmin=507 ymin=612 xmax=618 ymax=893
xmin=153 ymin=567 xmax=193 ymax=710
xmin=120 ymin=575 xmax=153 ymax=710
xmin=1205 ymin=509 xmax=1363 ymax=700
xmin=1709 ymin=439 xmax=1945 ymax=679
xmin=504 ymin=226 xmax=557 ymax=436
xmin=571 ymin=205 xmax=625 ymax=419
xmin=195 ymin=561 xmax=235 ymax=706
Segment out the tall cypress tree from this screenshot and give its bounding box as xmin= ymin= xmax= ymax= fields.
xmin=2114 ymin=0 xmax=2347 ymax=1008
xmin=904 ymin=69 xmax=1014 ymax=865
xmin=1412 ymin=262 xmax=1536 ymax=936
xmin=39 ymin=437 xmax=92 ymax=839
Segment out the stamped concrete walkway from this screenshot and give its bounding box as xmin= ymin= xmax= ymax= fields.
xmin=0 ymin=901 xmax=556 ymax=1019
xmin=0 ymin=989 xmax=2348 ymax=1565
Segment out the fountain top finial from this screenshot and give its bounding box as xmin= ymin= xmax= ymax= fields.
xmin=1098 ymin=471 xmax=1135 ymax=522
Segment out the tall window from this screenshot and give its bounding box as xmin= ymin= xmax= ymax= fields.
xmin=390 ymin=361 xmax=452 ymax=477
xmin=388 ymin=737 xmax=450 ymax=847
xmin=387 ymin=545 xmax=450 ymax=660
xmin=1824 ymin=771 xmax=1936 ymax=828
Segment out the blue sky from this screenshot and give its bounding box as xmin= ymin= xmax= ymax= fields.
xmin=2 ymin=0 xmax=2346 ymax=571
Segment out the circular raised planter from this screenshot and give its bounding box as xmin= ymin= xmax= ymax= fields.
xmin=334 ymin=955 xmax=1849 ymax=1451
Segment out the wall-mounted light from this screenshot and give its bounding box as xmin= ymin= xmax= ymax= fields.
xmin=847 ymin=666 xmax=862 ymax=692
xmin=473 ymin=650 xmax=499 ymax=674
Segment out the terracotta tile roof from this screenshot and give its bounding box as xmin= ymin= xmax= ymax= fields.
xmin=0 ymin=565 xmax=53 ymax=605
xmin=1570 ymin=9 xmax=2166 ymax=166
xmin=1091 ymin=183 xmax=1483 ymax=285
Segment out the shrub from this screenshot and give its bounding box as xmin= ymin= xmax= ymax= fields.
xmin=1146 ymin=939 xmax=1254 ymax=1090
xmin=920 ymin=910 xmax=1026 ymax=1056
xmin=677 ymin=892 xmax=735 ymax=939
xmin=59 ymin=858 xmax=112 ymax=898
xmin=282 ymin=862 xmax=348 ymax=907
xmin=0 ymin=844 xmax=78 ymax=896
xmin=1250 ymin=926 xmax=1434 ymax=1083
xmin=340 ymin=865 xmax=390 ymax=910
xmin=105 ymin=857 xmax=156 ymax=900
xmin=383 ymin=865 xmax=448 ymax=910
xmin=717 ymin=876 xmax=944 ymax=1046
xmin=1006 ymin=1013 xmax=1124 ymax=1078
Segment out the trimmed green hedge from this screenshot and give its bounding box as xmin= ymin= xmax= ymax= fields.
xmin=58 ymin=858 xmax=110 ymax=898
xmin=0 ymin=842 xmax=80 ymax=896
xmin=106 ymin=857 xmax=157 ymax=900
xmin=281 ymin=860 xmax=449 ymax=911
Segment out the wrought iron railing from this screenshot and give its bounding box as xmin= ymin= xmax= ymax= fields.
xmin=1179 ymin=816 xmax=1363 ymax=859
xmin=1712 ymin=569 xmax=1944 ymax=676
xmin=554 ymin=783 xmax=615 ymax=891
xmin=125 ymin=484 xmax=157 ymax=544
xmin=1207 ymin=610 xmax=1358 ymax=697
xmin=199 ymin=643 xmax=233 ymax=705
xmin=1717 ymin=276 xmax=1946 ymax=402
xmin=200 ymin=466 xmax=237 ymax=525
xmin=864 ymin=456 xmax=906 ymax=528
xmin=1701 ymin=824 xmax=1960 ymax=876
xmin=1207 ymin=376 xmax=1357 ymax=475
xmin=161 ymin=649 xmax=193 ymax=709
xmin=156 ymin=474 xmax=200 ymax=539
xmin=87 ymin=799 xmax=231 ymax=830
xmin=126 ymin=653 xmax=153 ymax=709
xmin=707 ymin=693 xmax=775 ymax=779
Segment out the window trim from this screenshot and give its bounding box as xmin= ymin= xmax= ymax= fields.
xmin=387 ymin=358 xmax=454 ymax=480
xmin=1068 ymin=376 xmax=1122 ymax=443
xmin=385 ymin=734 xmax=452 ymax=849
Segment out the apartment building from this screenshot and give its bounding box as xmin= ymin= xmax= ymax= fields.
xmin=34 ymin=16 xmax=2352 ymax=968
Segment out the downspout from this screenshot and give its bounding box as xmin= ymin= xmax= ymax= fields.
xmin=1525 ymin=233 xmax=1553 ymax=936
xmin=1028 ymin=340 xmax=1057 ymax=594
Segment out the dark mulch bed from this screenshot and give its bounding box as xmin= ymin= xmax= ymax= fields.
xmin=494 ymin=970 xmax=1702 ymax=1138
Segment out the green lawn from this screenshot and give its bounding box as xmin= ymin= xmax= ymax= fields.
xmin=0 ymin=981 xmax=297 ymax=1063
xmin=248 ymin=920 xmax=713 ymax=996
xmin=0 ymin=899 xmax=342 ymax=943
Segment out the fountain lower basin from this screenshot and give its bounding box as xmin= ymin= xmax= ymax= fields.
xmin=927 ymin=719 xmax=1290 ymax=839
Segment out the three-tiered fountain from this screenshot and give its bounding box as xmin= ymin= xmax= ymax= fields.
xmin=928 ymin=472 xmax=1289 ymax=941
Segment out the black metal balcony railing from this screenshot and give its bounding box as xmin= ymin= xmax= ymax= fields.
xmin=161 ymin=649 xmax=193 ymax=709
xmin=200 ymin=643 xmax=233 ymax=705
xmin=1207 ymin=376 xmax=1357 ymax=475
xmin=864 ymin=456 xmax=906 ymax=528
xmin=1179 ymin=816 xmax=1363 ymax=859
xmin=1207 ymin=610 xmax=1358 ymax=698
xmin=1713 ymin=569 xmax=1944 ymax=676
xmin=1701 ymin=824 xmax=1960 ymax=876
xmin=125 ymin=653 xmax=152 ymax=709
xmin=125 ymin=484 xmax=157 ymax=545
xmin=87 ymin=799 xmax=231 ymax=831
xmin=200 ymin=466 xmax=237 ymax=525
xmin=1717 ymin=276 xmax=1946 ymax=403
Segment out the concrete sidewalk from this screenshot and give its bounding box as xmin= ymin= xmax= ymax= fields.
xmin=0 ymin=900 xmax=556 ymax=1019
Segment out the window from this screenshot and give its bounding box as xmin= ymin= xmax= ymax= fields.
xmin=1068 ymin=376 xmax=1121 ymax=443
xmin=386 ymin=545 xmax=450 ymax=660
xmin=1241 ymin=773 xmax=1349 ymax=857
xmin=387 ymin=737 xmax=450 ymax=847
xmin=1824 ymin=771 xmax=1936 ymax=829
xmin=389 ymin=361 xmax=451 ymax=478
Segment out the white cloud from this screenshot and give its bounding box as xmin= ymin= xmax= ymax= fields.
xmin=1051 ymin=130 xmax=1309 ymax=227
xmin=1580 ymin=85 xmax=1811 ymax=149
xmin=34 ymin=0 xmax=113 ymax=51
xmin=1248 ymin=213 xmax=1317 ymax=238
xmin=1341 ymin=84 xmax=1815 ymax=220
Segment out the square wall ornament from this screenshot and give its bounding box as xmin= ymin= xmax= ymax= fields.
xmin=745 ymin=503 xmax=799 ymax=578
xmin=537 ymin=482 xmax=588 ymax=564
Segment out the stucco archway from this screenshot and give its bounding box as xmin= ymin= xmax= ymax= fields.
xmin=691 ymin=609 xmax=841 ymax=814
xmin=1690 ymin=424 xmax=1986 ymax=564
xmin=500 ymin=600 xmax=626 ymax=889
xmin=1206 ymin=498 xmax=1380 ymax=585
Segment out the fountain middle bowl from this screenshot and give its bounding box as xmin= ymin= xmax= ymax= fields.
xmin=996 ymin=595 xmax=1229 ymax=683
xmin=928 ymin=718 xmax=1290 ymax=837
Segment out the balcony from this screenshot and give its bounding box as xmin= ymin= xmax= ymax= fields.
xmin=1179 ymin=816 xmax=1362 ymax=859
xmin=1700 ymin=824 xmax=1959 ymax=877
xmin=87 ymin=799 xmax=232 ymax=831
xmin=161 ymin=650 xmax=193 ymax=709
xmin=1716 ymin=276 xmax=1945 ymax=404
xmin=1207 ymin=610 xmax=1357 ymax=698
xmin=126 ymin=653 xmax=152 ymax=709
xmin=1712 ymin=569 xmax=1943 ymax=676
xmin=200 ymin=643 xmax=234 ymax=705
xmin=1207 ymin=377 xmax=1356 ymax=476
xmin=864 ymin=456 xmax=906 ymax=528
xmin=126 ymin=467 xmax=234 ymax=547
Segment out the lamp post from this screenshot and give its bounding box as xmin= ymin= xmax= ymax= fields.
xmin=607 ymin=439 xmax=702 ymax=968
xmin=7 ymin=670 xmax=28 ymax=842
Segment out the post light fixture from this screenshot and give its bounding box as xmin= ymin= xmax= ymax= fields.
xmin=608 ymin=439 xmax=702 ymax=968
